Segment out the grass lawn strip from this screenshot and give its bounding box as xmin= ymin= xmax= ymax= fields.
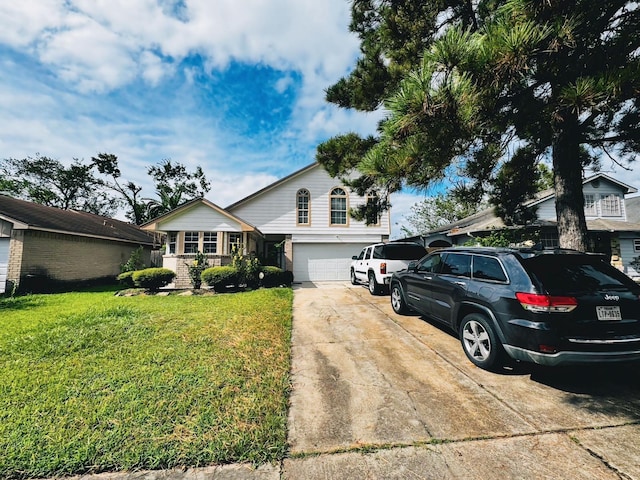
xmin=0 ymin=288 xmax=292 ymax=479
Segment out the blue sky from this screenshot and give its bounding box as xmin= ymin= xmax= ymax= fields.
xmin=0 ymin=0 xmax=427 ymax=238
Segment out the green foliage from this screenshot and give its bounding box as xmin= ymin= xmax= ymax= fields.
xmin=401 ymin=192 xmax=486 ymax=236
xmin=320 ymin=0 xmax=640 ymax=250
xmin=116 ymin=270 xmax=136 ymax=287
xmin=464 ymin=228 xmax=540 ymax=248
xmin=185 ymin=251 xmax=209 ymax=289
xmin=231 ymin=243 xmax=261 ymax=288
xmin=260 ymin=266 xmax=294 ymax=288
xmin=120 ymin=246 xmax=146 ymax=273
xmin=201 ymin=266 xmax=239 ymax=291
xmin=131 ymin=268 xmax=175 ymax=291
xmin=0 ymin=289 xmax=293 ymax=478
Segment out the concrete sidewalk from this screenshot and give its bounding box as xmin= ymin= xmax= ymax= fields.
xmin=51 ymin=282 xmax=640 ymax=480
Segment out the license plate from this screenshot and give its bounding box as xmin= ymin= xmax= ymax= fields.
xmin=596 ymin=306 xmax=622 ymax=321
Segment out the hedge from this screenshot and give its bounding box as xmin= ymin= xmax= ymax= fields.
xmin=201 ymin=266 xmax=239 ymax=292
xmin=131 ymin=268 xmax=176 ymax=291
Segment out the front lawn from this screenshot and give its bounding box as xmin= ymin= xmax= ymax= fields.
xmin=0 ymin=288 xmax=293 ymax=479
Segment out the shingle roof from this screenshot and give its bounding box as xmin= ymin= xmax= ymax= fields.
xmin=0 ymin=194 xmax=155 ymax=245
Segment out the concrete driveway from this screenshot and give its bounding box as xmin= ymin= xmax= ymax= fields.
xmin=285 ymin=282 xmax=640 ymax=479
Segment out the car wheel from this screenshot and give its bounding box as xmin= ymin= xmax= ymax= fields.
xmin=350 ymin=269 xmax=357 ymax=285
xmin=368 ymin=272 xmax=381 ymax=295
xmin=390 ymin=283 xmax=410 ymax=314
xmin=459 ymin=313 xmax=503 ymax=370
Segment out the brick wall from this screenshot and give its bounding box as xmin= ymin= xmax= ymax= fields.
xmin=17 ymin=230 xmax=151 ymax=284
xmin=170 ymin=254 xmax=231 ymax=289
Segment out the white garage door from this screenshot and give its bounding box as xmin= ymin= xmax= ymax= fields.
xmin=0 ymin=238 xmax=9 ymax=294
xmin=293 ymin=243 xmax=368 ymax=282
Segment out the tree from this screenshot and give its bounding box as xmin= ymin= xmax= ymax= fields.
xmin=0 ymin=155 xmax=118 ymax=216
xmin=401 ymin=192 xmax=486 ymax=237
xmin=320 ymin=0 xmax=640 ymax=251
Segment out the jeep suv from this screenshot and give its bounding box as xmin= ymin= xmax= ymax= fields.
xmin=389 ymin=247 xmax=640 ymax=370
xmin=351 ymin=242 xmax=427 ymax=295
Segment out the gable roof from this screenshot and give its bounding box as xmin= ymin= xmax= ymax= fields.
xmin=526 ymin=173 xmax=638 ymax=208
xmin=226 ymin=162 xmax=318 ymax=210
xmin=141 ymin=197 xmax=262 ymax=234
xmin=0 ymin=194 xmax=155 ymax=245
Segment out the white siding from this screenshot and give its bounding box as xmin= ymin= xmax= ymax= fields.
xmin=229 ymin=164 xmax=390 ymax=237
xmin=158 ymin=203 xmax=243 ymax=232
xmin=620 ymin=235 xmax=640 ymax=277
xmin=0 ymin=237 xmax=8 ymax=294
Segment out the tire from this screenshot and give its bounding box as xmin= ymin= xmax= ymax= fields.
xmin=390 ymin=282 xmax=410 ymax=314
xmin=459 ymin=313 xmax=503 ymax=371
xmin=368 ymin=272 xmax=382 ymax=295
xmin=350 ymin=269 xmax=358 ymax=285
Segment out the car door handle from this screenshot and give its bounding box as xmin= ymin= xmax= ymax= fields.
xmin=454 ymin=281 xmax=466 ymax=286
xmin=423 ymin=275 xmax=433 ymax=280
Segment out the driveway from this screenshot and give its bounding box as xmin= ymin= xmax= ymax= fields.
xmin=285 ymin=282 xmax=640 ymax=479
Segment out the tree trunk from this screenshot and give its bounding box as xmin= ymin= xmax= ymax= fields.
xmin=552 ymin=110 xmax=589 ymax=251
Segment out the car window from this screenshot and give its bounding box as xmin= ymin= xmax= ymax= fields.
xmin=441 ymin=253 xmax=471 ymax=277
xmin=416 ymin=253 xmax=442 ymax=273
xmin=382 ymin=244 xmax=427 ymax=260
xmin=373 ymin=245 xmax=385 ymax=259
xmin=523 ymin=255 xmax=640 ymax=294
xmin=357 ymin=249 xmax=366 ymax=261
xmin=472 ymin=255 xmax=507 ymax=282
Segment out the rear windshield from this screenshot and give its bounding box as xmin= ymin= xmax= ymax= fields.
xmin=376 ymin=244 xmax=427 ymax=260
xmin=522 ymin=255 xmax=640 ymax=294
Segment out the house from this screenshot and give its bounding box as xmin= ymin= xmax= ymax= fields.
xmin=407 ymin=173 xmax=640 ymax=277
xmin=142 ymin=162 xmax=390 ymax=287
xmin=0 ymin=194 xmax=156 ymax=294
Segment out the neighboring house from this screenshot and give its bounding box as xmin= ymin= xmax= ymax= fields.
xmin=406 ymin=173 xmax=640 ymax=277
xmin=0 ymin=194 xmax=156 ymax=294
xmin=142 ymin=162 xmax=390 ymax=287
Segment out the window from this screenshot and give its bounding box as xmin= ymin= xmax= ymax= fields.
xmin=228 ymin=232 xmax=242 ymax=253
xmin=297 ymin=189 xmax=310 ymax=225
xmin=634 ymin=239 xmax=640 ymax=253
xmin=540 ymin=232 xmax=559 ymax=248
xmin=184 ymin=231 xmax=199 ymax=254
xmin=600 ymin=194 xmax=621 ymax=217
xmin=584 ymin=194 xmax=597 ymax=216
xmin=417 ymin=253 xmax=443 ymax=273
xmin=167 ymin=232 xmax=177 ymax=254
xmin=203 ymin=232 xmax=217 ymax=253
xmin=472 ymin=256 xmax=508 ymax=283
xmin=330 ymin=187 xmax=348 ymax=225
xmin=441 ymin=253 xmax=471 ymax=277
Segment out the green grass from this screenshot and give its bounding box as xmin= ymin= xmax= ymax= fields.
xmin=0 ymin=288 xmax=293 ymax=479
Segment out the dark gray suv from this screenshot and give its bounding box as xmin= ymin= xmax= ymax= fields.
xmin=390 ymin=247 xmax=640 ymax=370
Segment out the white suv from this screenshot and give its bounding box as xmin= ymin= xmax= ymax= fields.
xmin=350 ymin=242 xmax=427 ymax=295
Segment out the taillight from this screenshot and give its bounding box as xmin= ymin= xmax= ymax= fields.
xmin=516 ymin=292 xmax=577 ymax=313
xmin=380 ymin=262 xmax=387 ymax=274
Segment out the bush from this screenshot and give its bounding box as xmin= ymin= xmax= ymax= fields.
xmin=121 ymin=246 xmax=146 ymax=273
xmin=117 ymin=270 xmax=136 ymax=287
xmin=185 ymin=251 xmax=209 ymax=289
xmin=260 ymin=267 xmax=294 ymax=288
xmin=132 ymin=268 xmax=176 ymax=291
xmin=201 ymin=266 xmax=239 ymax=292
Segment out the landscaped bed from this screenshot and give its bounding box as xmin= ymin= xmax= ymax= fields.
xmin=0 ymin=287 xmax=293 ymax=480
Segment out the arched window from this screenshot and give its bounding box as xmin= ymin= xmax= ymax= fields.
xmin=330 ymin=187 xmax=348 ymax=225
xmin=297 ymin=189 xmax=310 ymax=225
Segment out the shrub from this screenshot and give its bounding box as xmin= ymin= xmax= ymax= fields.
xmin=201 ymin=266 xmax=239 ymax=292
xmin=121 ymin=246 xmax=146 ymax=273
xmin=259 ymin=267 xmax=294 ymax=288
xmin=185 ymin=251 xmax=209 ymax=289
xmin=117 ymin=270 xmax=136 ymax=287
xmin=132 ymin=268 xmax=176 ymax=291
xmin=231 ymin=244 xmax=261 ymax=289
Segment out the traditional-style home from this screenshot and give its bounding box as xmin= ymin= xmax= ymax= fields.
xmin=142 ymin=162 xmax=390 ymax=287
xmin=408 ymin=173 xmax=640 ymax=277
xmin=0 ymin=194 xmax=156 ymax=294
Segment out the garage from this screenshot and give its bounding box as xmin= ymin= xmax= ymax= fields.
xmin=0 ymin=237 xmax=9 ymax=294
xmin=292 ymin=243 xmax=368 ymax=282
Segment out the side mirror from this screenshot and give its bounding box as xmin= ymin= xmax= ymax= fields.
xmin=407 ymin=261 xmax=418 ymax=272
xmin=352 ymin=255 xmax=358 ymax=260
